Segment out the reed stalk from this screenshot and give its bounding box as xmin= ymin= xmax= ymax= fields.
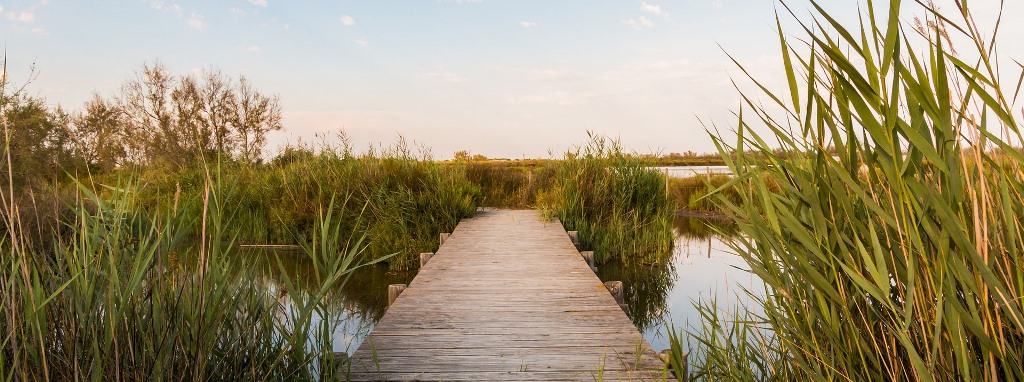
xmin=691 ymin=1 xmax=1024 ymax=380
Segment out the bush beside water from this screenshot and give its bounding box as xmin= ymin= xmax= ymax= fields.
xmin=89 ymin=142 xmax=478 ymax=271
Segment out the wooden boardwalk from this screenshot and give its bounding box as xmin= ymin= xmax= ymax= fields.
xmin=347 ymin=210 xmax=667 ymax=381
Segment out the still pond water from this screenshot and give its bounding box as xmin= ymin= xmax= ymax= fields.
xmin=248 ymin=215 xmax=763 ymax=355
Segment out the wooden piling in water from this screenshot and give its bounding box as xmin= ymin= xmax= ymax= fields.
xmin=387 ymin=284 xmax=407 ymax=307
xmin=665 ymin=167 xmax=671 ymax=199
xmin=419 ymin=252 xmax=434 ymax=268
xmin=330 ymin=352 xmax=350 ymax=373
xmin=659 ymin=349 xmax=689 ymax=382
xmin=604 ymin=281 xmax=623 ymax=304
xmin=439 ymin=232 xmax=450 ymax=247
xmin=567 ymin=231 xmax=579 ymax=246
xmin=580 ymin=251 xmax=596 ymax=272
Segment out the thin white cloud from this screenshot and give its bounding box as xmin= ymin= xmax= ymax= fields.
xmin=640 ymin=1 xmax=667 ymax=18
xmin=6 ymin=11 xmax=35 ymax=23
xmin=187 ymin=13 xmax=207 ymax=29
xmin=425 ymin=71 xmax=468 ymax=84
xmin=520 ymin=21 xmax=536 ymax=28
xmin=340 ymin=15 xmax=355 ymax=26
xmin=10 ymin=23 xmax=47 ymax=35
xmin=245 ymin=45 xmax=261 ymax=52
xmin=148 ymin=1 xmax=183 ymax=17
xmin=248 ymin=0 xmax=268 ymax=7
xmin=0 ymin=6 xmax=5 ymax=13
xmin=712 ymin=0 xmax=722 ymax=8
xmin=511 ymin=68 xmax=585 ymax=82
xmin=229 ymin=7 xmax=245 ymax=15
xmin=354 ymin=38 xmax=369 ymax=47
xmin=624 ymin=16 xmax=654 ymax=30
xmin=507 ymin=91 xmax=595 ymax=106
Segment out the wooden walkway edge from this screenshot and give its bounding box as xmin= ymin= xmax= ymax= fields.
xmin=347 ymin=210 xmax=667 ymax=381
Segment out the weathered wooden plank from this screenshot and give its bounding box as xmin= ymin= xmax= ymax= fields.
xmin=348 ymin=210 xmax=665 ymax=381
xmin=345 ymin=370 xmax=669 ymax=382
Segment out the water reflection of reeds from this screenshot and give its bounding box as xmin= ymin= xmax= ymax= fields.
xmin=598 ymin=217 xmax=741 ymax=334
xmin=595 ymin=214 xmax=772 ymax=358
xmin=236 ymin=249 xmax=415 ymax=354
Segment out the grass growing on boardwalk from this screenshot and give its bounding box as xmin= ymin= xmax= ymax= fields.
xmin=690 ymin=1 xmax=1024 ymax=380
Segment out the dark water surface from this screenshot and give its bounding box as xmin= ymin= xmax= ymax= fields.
xmin=245 ymin=215 xmax=762 ymax=355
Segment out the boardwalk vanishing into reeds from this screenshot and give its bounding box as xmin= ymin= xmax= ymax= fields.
xmin=347 ymin=209 xmax=667 ymax=381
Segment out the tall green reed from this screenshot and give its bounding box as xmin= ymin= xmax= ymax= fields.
xmin=695 ymin=1 xmax=1024 ymax=380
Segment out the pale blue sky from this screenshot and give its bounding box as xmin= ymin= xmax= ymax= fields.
xmin=2 ymin=1 xmax=1020 ymax=158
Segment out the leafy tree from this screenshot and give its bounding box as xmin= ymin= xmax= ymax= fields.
xmin=72 ymin=94 xmax=128 ymax=172
xmin=1 ymin=92 xmax=76 ymax=187
xmin=114 ymin=62 xmax=281 ymax=167
xmin=233 ymin=76 xmax=281 ymax=163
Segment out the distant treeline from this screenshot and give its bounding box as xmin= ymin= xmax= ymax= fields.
xmin=450 ymin=149 xmax=728 ymax=167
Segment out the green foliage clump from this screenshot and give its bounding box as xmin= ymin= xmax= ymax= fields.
xmin=539 ymin=134 xmax=674 ymax=265
xmin=668 ymin=174 xmax=742 ymax=213
xmin=126 ymin=142 xmax=479 ymax=271
xmin=462 ymin=160 xmax=555 ymax=208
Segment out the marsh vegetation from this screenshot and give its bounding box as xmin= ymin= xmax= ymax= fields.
xmin=4 ymin=0 xmax=1024 ymax=380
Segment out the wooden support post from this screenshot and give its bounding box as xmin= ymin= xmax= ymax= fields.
xmin=567 ymin=231 xmax=579 ymax=246
xmin=659 ymin=349 xmax=689 ymax=382
xmin=665 ymin=167 xmax=670 ymax=199
xmin=419 ymin=252 xmax=434 ymax=268
xmin=440 ymin=232 xmax=450 ymax=247
xmin=580 ymin=251 xmax=597 ymax=272
xmin=331 ymin=352 xmax=350 ymax=372
xmin=387 ymin=284 xmax=407 ymax=307
xmin=604 ymin=281 xmax=624 ymax=304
